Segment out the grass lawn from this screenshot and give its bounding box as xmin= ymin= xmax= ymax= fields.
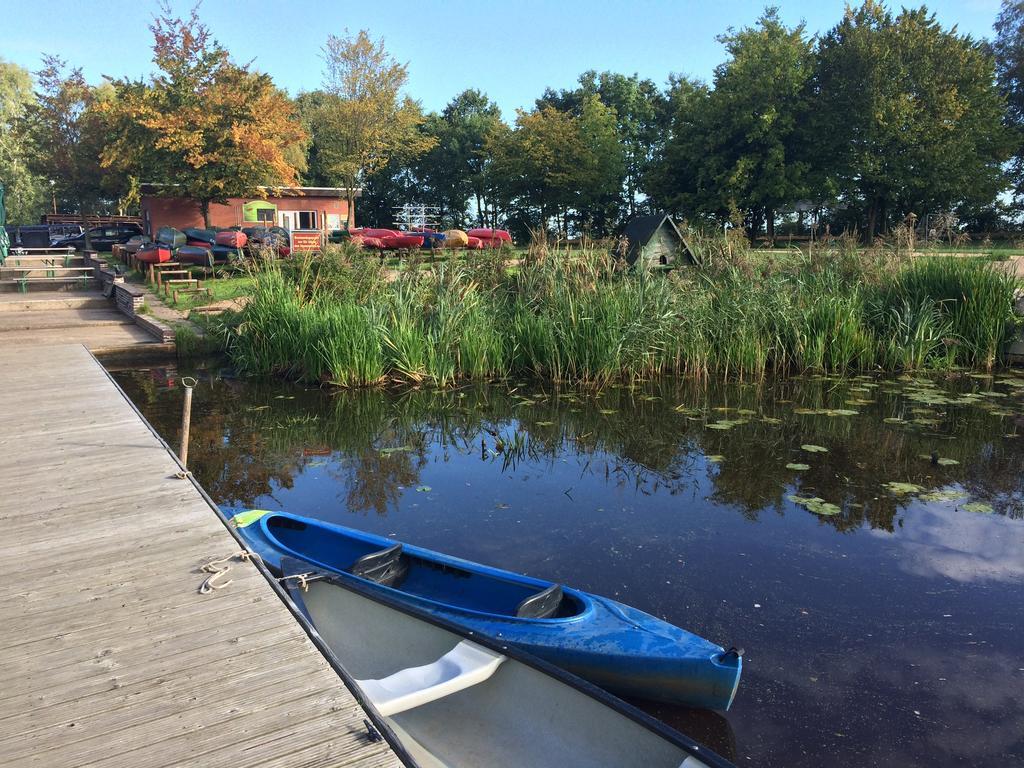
xmin=165 ymin=275 xmax=254 ymax=310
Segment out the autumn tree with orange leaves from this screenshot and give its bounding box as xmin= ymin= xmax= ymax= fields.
xmin=103 ymin=4 xmax=307 ymax=228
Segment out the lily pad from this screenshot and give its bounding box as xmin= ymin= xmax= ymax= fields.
xmin=824 ymin=409 xmax=859 ymax=417
xmin=883 ymin=417 xmax=906 ymax=424
xmin=800 ymin=444 xmax=828 ymax=453
xmin=535 ymin=421 xmax=555 ymax=426
xmin=707 ymin=419 xmax=747 ymax=430
xmin=883 ymin=481 xmax=923 ymax=495
xmin=787 ymin=495 xmax=841 ymax=516
xmin=785 ymin=463 xmax=811 ymax=471
xmin=380 ymin=446 xmax=413 ymax=456
xmin=917 ymin=454 xmax=959 ymax=466
xmin=919 ymin=489 xmax=968 ymax=502
xmin=961 ymin=502 xmax=994 ymax=514
xmin=706 ymin=455 xmax=725 ymax=463
xmin=599 ymin=409 xmax=617 ymax=415
xmin=415 ymin=485 xmax=432 ymax=493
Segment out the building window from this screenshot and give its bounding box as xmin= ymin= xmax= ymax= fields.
xmin=256 ymin=208 xmax=275 ymax=224
xmin=297 ymin=211 xmax=317 ymax=229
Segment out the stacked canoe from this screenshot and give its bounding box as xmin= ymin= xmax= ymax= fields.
xmin=136 ymin=226 xmax=292 ymax=267
xmin=349 ymin=226 xmax=513 ymax=252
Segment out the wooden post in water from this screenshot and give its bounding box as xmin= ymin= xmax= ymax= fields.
xmin=179 ymin=377 xmax=197 ymax=468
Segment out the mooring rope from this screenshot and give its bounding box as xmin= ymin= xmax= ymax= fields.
xmin=197 ymin=550 xmax=261 ymax=594
xmin=278 ymin=572 xmax=320 ymax=592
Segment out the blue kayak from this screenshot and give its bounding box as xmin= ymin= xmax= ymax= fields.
xmin=228 ymin=508 xmax=743 ymax=710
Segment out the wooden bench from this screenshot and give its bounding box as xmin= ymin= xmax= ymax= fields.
xmin=156 ymin=270 xmax=194 ymax=289
xmin=172 ymin=286 xmax=213 ymax=303
xmin=164 ymin=278 xmax=201 ymax=295
xmin=145 ymin=261 xmax=182 ymax=284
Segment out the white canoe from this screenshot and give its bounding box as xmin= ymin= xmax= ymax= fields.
xmin=283 ymin=561 xmax=734 ymax=768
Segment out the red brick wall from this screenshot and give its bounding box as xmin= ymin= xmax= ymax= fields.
xmin=140 ymin=195 xmax=352 ymax=237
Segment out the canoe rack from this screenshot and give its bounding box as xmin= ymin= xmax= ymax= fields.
xmin=355 ymin=639 xmax=505 ymax=717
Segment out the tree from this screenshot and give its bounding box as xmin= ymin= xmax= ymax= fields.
xmin=538 ymin=70 xmax=666 ymax=224
xmin=310 ymin=30 xmax=434 ymax=227
xmin=0 ymin=58 xmax=46 ymax=223
xmin=23 ymin=56 xmax=111 ymax=242
xmin=573 ymin=94 xmax=626 ymax=235
xmin=486 ymin=100 xmax=623 ymax=237
xmin=414 ymin=90 xmax=504 ymax=227
xmin=993 ymin=1 xmax=1024 ymax=204
xmin=707 ymin=9 xmax=814 ymax=239
xmin=647 ymin=10 xmax=814 ymax=239
xmin=643 ymin=76 xmax=712 ymax=221
xmin=103 ymin=4 xmax=307 ymax=227
xmin=811 ymin=1 xmax=1012 ymax=237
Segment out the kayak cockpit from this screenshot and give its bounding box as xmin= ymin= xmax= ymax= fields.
xmin=264 ymin=514 xmax=584 ymax=620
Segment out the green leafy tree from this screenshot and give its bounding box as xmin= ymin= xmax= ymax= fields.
xmin=993 ymin=1 xmax=1024 ymax=205
xmin=812 ymin=1 xmax=1012 ymax=237
xmin=310 ymin=29 xmax=434 ymax=227
xmin=0 ymin=58 xmax=46 ymax=223
xmin=643 ymin=76 xmax=712 ymax=221
xmin=23 ymin=56 xmax=111 ymax=242
xmin=539 ymin=71 xmax=666 ymax=224
xmin=647 ymin=9 xmax=814 ymax=239
xmin=103 ymin=4 xmax=307 ymax=228
xmin=487 ymin=101 xmax=623 ymax=237
xmin=414 ymin=90 xmax=504 ymax=227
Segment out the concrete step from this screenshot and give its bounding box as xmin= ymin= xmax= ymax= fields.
xmin=0 ymin=309 xmax=132 ymax=332
xmin=0 ymin=322 xmax=158 ymax=350
xmin=0 ymin=267 xmax=95 ymax=278
xmin=0 ymin=277 xmax=96 ymax=292
xmin=0 ymin=292 xmax=110 ymax=312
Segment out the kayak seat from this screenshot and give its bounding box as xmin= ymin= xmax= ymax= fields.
xmin=356 ymin=639 xmax=506 ymax=717
xmin=515 ymin=583 xmax=563 ymax=619
xmin=350 ymin=543 xmax=408 ymax=587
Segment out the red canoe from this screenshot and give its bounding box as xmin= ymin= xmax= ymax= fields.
xmin=465 ymin=236 xmax=484 ymax=250
xmin=382 ymin=234 xmax=425 ymax=249
xmin=362 ymin=228 xmax=401 ymax=240
xmin=135 ymin=243 xmax=172 ymax=264
xmin=353 ymin=235 xmax=386 ymax=250
xmin=467 ymin=228 xmax=512 ymax=244
xmin=215 ymin=230 xmax=248 ymax=248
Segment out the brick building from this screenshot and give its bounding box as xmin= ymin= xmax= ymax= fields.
xmin=139 ymin=186 xmax=357 ymax=239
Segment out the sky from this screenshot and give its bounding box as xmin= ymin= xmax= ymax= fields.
xmin=0 ymin=0 xmax=1007 ymax=118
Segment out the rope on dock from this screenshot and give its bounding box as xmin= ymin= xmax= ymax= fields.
xmin=197 ymin=550 xmax=260 ymax=594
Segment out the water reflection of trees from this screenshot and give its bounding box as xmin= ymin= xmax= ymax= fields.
xmin=113 ymin=367 xmax=1024 ymax=525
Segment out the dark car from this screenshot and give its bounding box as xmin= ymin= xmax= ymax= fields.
xmin=55 ymin=224 xmax=143 ymax=251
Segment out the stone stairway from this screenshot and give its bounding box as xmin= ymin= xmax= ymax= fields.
xmin=0 ymin=289 xmax=168 ymax=354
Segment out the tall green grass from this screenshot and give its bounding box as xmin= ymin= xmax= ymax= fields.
xmin=218 ymin=243 xmax=1021 ymax=387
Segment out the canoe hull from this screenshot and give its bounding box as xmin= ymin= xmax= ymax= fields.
xmin=230 ymin=509 xmax=741 ymax=710
xmin=283 ymin=560 xmax=736 ymax=768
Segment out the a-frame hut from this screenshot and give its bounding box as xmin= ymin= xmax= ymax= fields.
xmin=619 ymin=214 xmax=697 ymax=267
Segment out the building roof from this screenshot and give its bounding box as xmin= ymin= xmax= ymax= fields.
xmin=622 ymin=213 xmax=696 ymax=264
xmin=140 ymin=184 xmax=361 ymax=199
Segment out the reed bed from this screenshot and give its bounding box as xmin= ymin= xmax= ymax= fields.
xmin=217 ymin=241 xmax=1020 ymax=387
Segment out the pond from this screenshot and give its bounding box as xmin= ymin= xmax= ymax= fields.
xmin=111 ymin=365 xmax=1024 ymax=767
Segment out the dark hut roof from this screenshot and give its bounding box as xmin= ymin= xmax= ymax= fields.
xmin=621 ymin=214 xmax=695 ymax=264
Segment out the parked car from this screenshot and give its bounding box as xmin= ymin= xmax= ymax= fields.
xmin=55 ymin=224 xmax=143 ymax=251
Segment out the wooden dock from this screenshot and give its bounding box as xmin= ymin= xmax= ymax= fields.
xmin=0 ymin=344 xmax=402 ymax=768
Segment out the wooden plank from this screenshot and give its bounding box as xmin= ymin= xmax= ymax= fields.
xmin=0 ymin=344 xmax=400 ymax=768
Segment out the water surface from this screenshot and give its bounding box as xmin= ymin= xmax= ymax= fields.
xmin=112 ymin=366 xmax=1024 ymax=767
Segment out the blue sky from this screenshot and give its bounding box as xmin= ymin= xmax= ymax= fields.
xmin=1 ymin=0 xmax=1006 ymax=117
